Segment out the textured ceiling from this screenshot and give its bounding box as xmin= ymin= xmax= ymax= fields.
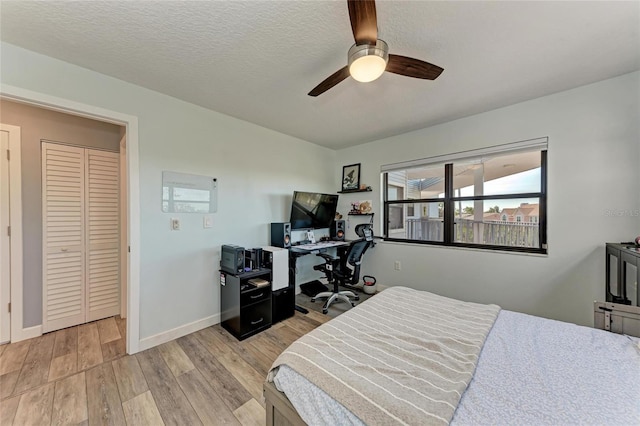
xmin=1 ymin=1 xmax=639 ymax=150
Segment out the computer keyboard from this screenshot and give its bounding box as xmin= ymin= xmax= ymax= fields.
xmin=295 ymin=241 xmax=347 ymax=251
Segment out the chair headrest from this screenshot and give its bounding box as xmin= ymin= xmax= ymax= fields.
xmin=355 ymin=224 xmax=374 ymax=241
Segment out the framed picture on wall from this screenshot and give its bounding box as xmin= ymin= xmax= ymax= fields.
xmin=342 ymin=163 xmax=361 ymax=191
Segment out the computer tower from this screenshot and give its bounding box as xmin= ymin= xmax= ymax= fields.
xmin=262 ymin=246 xmax=288 ymax=291
xmin=262 ymin=245 xmax=294 ymax=323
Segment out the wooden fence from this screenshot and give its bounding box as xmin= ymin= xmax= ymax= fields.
xmin=405 ymin=218 xmax=539 ymax=248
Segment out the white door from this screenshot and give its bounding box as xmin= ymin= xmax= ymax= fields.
xmin=42 ymin=143 xmax=86 ymax=332
xmin=85 ymin=149 xmax=120 ymax=321
xmin=42 ymin=143 xmax=119 ymax=333
xmin=0 ymin=130 xmax=11 ymax=342
xmin=0 ymin=123 xmax=23 ymax=344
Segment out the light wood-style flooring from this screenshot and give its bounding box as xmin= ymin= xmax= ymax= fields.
xmin=0 ymin=310 xmax=330 ymax=425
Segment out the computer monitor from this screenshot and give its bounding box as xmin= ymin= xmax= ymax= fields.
xmin=289 ymin=191 xmax=338 ymax=230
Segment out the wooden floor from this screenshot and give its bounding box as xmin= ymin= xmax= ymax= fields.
xmin=0 ymin=310 xmax=330 ymax=425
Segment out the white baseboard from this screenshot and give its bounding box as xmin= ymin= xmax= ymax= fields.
xmin=138 ymin=314 xmax=220 ymax=352
xmin=12 ymin=324 xmax=43 ymax=343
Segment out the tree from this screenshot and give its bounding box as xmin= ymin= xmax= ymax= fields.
xmin=463 ymin=206 xmax=474 ymax=215
xmin=487 ymin=205 xmax=501 ymax=213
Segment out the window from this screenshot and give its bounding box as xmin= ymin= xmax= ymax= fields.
xmin=387 ymin=185 xmax=404 ymax=231
xmin=382 ymin=138 xmax=547 ymax=254
xmin=407 ymin=202 xmax=415 ymax=217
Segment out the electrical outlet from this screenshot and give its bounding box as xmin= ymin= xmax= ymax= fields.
xmin=171 ymin=218 xmax=180 ymax=230
xmin=203 ymin=215 xmax=212 ymax=228
xmin=394 ymin=260 xmax=401 ymax=271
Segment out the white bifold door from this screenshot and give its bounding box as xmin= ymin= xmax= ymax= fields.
xmin=42 ymin=142 xmax=120 ymax=333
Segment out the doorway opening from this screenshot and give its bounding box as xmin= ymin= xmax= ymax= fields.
xmin=0 ymin=85 xmax=140 ymax=354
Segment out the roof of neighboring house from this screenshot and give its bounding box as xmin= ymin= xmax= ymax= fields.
xmin=483 ymin=212 xmax=502 ymax=221
xmin=458 ymin=203 xmax=540 ymax=221
xmin=525 ymin=204 xmax=539 ymax=217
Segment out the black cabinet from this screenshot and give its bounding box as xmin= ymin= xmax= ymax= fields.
xmin=220 ymin=269 xmax=272 ymax=340
xmin=272 ymin=286 xmax=295 ymax=323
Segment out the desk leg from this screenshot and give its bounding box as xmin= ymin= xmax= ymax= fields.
xmin=289 ymin=252 xmax=308 ymax=315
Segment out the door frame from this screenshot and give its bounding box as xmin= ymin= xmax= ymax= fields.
xmin=119 ymin=133 xmax=127 ymax=319
xmin=0 ymin=85 xmax=141 ymax=354
xmin=0 ymin=123 xmax=22 ymax=344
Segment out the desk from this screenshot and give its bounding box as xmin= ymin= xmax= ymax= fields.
xmin=292 ymin=241 xmax=350 ymax=252
xmin=289 ymin=241 xmax=351 ymax=313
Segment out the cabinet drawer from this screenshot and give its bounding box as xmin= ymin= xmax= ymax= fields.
xmin=241 ymin=286 xmax=270 ymax=305
xmin=240 ymin=299 xmax=272 ymax=336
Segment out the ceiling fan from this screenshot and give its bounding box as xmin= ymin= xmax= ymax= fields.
xmin=308 ymin=0 xmax=444 ymax=97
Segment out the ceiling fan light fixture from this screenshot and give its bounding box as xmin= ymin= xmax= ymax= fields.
xmin=348 ymin=40 xmax=389 ymax=83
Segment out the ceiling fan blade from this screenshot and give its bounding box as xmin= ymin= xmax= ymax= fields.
xmin=386 ymin=54 xmax=444 ymax=80
xmin=308 ymin=66 xmax=350 ymax=97
xmin=348 ymin=0 xmax=378 ymax=45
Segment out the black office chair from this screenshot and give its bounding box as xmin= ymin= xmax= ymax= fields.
xmin=312 ymin=226 xmax=374 ymax=314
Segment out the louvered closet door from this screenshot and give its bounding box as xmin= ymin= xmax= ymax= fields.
xmin=42 ymin=143 xmax=86 ymax=333
xmin=85 ymin=149 xmax=120 ymax=321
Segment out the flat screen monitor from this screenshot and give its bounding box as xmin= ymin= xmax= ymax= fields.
xmin=289 ymin=191 xmax=339 ymax=230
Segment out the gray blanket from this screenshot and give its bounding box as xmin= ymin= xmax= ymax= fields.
xmin=268 ymin=287 xmax=500 ymax=425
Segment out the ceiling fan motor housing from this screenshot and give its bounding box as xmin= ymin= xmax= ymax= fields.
xmin=348 ymin=39 xmax=389 ymax=82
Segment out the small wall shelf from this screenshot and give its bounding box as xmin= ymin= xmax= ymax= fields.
xmin=338 ymin=188 xmax=372 ymax=194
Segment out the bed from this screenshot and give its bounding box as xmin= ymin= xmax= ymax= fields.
xmin=265 ymin=286 xmax=640 ymax=425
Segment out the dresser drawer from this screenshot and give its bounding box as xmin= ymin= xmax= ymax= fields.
xmin=241 ymin=286 xmax=270 ymax=306
xmin=240 ymin=299 xmax=272 ymax=337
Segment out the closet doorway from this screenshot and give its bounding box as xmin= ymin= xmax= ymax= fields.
xmin=42 ymin=141 xmax=121 ymax=333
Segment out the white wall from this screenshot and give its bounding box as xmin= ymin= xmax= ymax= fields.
xmin=336 ymin=71 xmax=640 ymax=327
xmin=1 ymin=42 xmax=336 ymax=341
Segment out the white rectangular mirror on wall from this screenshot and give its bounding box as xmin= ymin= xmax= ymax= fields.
xmin=162 ymin=171 xmax=218 ymax=213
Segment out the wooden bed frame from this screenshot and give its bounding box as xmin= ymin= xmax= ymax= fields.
xmin=264 ymin=381 xmax=306 ymax=426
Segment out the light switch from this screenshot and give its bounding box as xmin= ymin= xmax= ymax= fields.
xmin=203 ymin=215 xmax=213 ymax=228
xmin=171 ymin=218 xmax=180 ymax=230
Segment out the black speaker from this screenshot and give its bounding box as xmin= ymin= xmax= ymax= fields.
xmin=270 ymin=222 xmax=291 ymax=248
xmin=331 ymin=220 xmax=346 ymax=241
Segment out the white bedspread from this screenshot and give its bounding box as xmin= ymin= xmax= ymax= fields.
xmin=452 ymin=310 xmax=640 ymax=425
xmin=269 ymin=287 xmax=500 ymax=425
xmin=273 ymin=291 xmax=640 ymax=425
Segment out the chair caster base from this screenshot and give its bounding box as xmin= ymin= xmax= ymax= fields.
xmin=354 ymin=296 xmax=360 ymax=301
xmin=351 ymin=303 xmax=356 ymax=307
xmin=310 ymin=298 xmax=316 ymax=302
xmin=322 ymin=309 xmax=328 ymax=314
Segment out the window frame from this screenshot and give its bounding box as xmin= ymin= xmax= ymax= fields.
xmin=382 ymin=145 xmax=548 ymax=255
